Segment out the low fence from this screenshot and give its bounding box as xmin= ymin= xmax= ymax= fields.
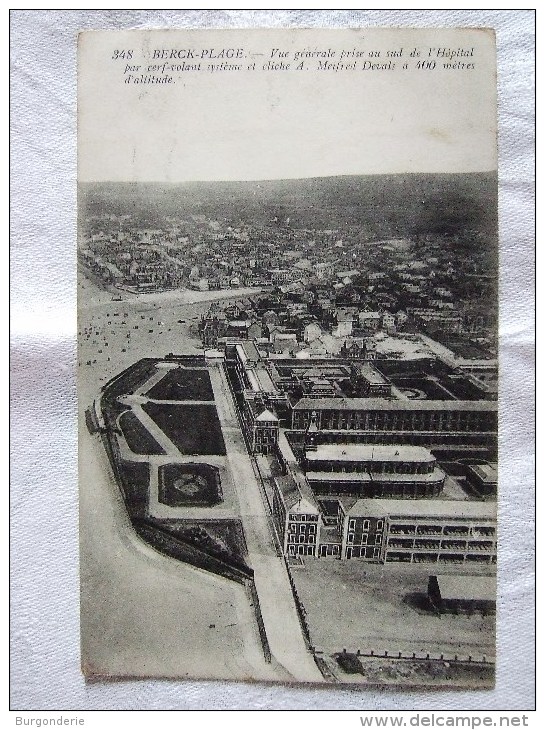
xmin=332 ymin=647 xmax=495 ymax=665
xmin=284 ymin=559 xmax=335 ymax=680
xmin=245 ymin=580 xmax=272 ymax=664
xmin=283 ymin=560 xmax=312 ymax=648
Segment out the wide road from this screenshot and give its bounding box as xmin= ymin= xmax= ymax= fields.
xmin=79 ymin=408 xmax=284 ymax=682
xmin=210 ymin=365 xmax=324 ymax=682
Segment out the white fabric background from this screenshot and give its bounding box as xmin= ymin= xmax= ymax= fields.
xmin=10 ymin=9 xmax=535 ymax=710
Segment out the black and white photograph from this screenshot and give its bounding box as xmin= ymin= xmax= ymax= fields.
xmin=77 ymin=26 xmax=501 ymax=688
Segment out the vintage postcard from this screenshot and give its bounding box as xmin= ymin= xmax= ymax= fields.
xmin=78 ymin=27 xmax=498 ymax=686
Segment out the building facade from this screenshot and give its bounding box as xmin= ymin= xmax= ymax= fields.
xmin=342 ymin=499 xmax=497 ymax=564
xmin=465 ymin=463 xmax=497 ymax=497
xmin=272 ymin=476 xmax=321 ymax=557
xmin=304 ymin=443 xmax=446 ymax=498
xmin=353 ymin=363 xmax=392 ymax=398
xmin=228 ymin=340 xmax=287 ymax=453
xmin=291 ymin=398 xmax=497 ymax=438
xmin=427 ymin=574 xmax=496 ymax=614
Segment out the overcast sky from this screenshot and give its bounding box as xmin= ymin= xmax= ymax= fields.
xmin=78 ymin=27 xmax=497 ymax=182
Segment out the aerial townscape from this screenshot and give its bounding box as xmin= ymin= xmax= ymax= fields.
xmin=79 ymin=173 xmax=498 ymax=686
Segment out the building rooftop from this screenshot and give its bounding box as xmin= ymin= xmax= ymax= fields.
xmin=346 ymin=498 xmax=497 ymax=520
xmin=309 ymin=471 xmax=371 ymax=483
xmin=277 ymin=432 xmax=320 ymax=510
xmin=356 ymin=363 xmax=390 ymax=385
xmin=360 ymin=311 xmax=381 ymax=319
xmin=431 ymin=574 xmax=496 ymax=603
xmin=337 ymin=270 xmax=360 ymax=279
xmin=306 ymin=444 xmax=436 ymax=464
xmin=273 ymin=476 xmax=301 ymax=510
xmin=293 ymin=397 xmax=497 ymax=412
xmin=274 ymin=475 xmax=319 ymax=514
xmin=235 ymin=341 xmax=261 ymax=365
xmin=255 ymin=409 xmax=279 ymax=423
xmin=307 ymin=468 xmax=445 ymax=484
xmin=320 ymin=525 xmax=342 ymax=544
xmin=246 ymin=369 xmax=261 ymax=393
xmin=301 ymin=366 xmax=349 ymax=378
xmin=467 ymin=463 xmax=498 ymax=484
xmin=254 ymin=366 xmax=276 ymax=394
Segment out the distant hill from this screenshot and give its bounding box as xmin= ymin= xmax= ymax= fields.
xmin=78 ymin=172 xmax=497 ymax=239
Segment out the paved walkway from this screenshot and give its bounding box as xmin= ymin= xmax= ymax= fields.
xmin=418 ymin=334 xmax=458 ymax=366
xmin=125 ymin=395 xmax=215 ymax=406
xmin=134 ymin=367 xmax=166 ymax=396
xmin=131 ymin=404 xmax=180 ymax=455
xmin=210 ymin=366 xmax=323 ymax=682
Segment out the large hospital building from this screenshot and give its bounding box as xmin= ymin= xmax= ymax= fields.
xmin=225 ymin=339 xmax=497 ymax=564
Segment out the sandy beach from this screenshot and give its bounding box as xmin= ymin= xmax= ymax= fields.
xmin=78 ymin=273 xmax=285 ymax=680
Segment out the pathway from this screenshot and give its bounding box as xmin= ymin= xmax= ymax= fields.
xmin=209 ymin=365 xmax=324 ymax=682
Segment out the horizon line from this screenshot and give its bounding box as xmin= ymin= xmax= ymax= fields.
xmin=79 ymin=170 xmax=498 ymax=185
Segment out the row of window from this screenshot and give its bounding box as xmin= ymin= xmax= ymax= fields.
xmin=348 ymin=518 xmax=384 ymax=532
xmin=387 ymin=538 xmax=496 ymax=551
xmin=288 ymin=545 xmax=315 ymax=556
xmin=288 ymin=513 xmax=319 ymax=522
xmin=389 ymin=522 xmax=496 ymax=536
xmin=287 ymin=534 xmax=315 ymax=544
xmin=288 ymin=522 xmax=317 ymax=534
xmin=311 ymin=462 xmax=434 ymax=475
xmin=312 ymin=483 xmax=442 ymax=498
xmin=345 ymin=546 xmax=381 ymax=559
xmin=294 ymin=412 xmax=495 ymax=432
xmin=254 ymin=433 xmax=277 ymax=443
xmin=385 ymin=551 xmax=497 ymax=564
xmin=347 ymin=533 xmax=382 ymax=545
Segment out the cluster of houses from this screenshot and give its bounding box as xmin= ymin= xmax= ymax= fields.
xmin=198 ymin=296 xmax=414 ymax=359
xmin=80 ymin=211 xmax=496 ymax=363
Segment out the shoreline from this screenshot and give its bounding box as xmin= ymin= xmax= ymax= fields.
xmin=78 ymin=271 xmax=265 ymax=311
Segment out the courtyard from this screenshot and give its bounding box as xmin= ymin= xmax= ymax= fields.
xmin=158 ymin=463 xmax=223 ymax=507
xmin=290 ymin=557 xmax=495 ymax=660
